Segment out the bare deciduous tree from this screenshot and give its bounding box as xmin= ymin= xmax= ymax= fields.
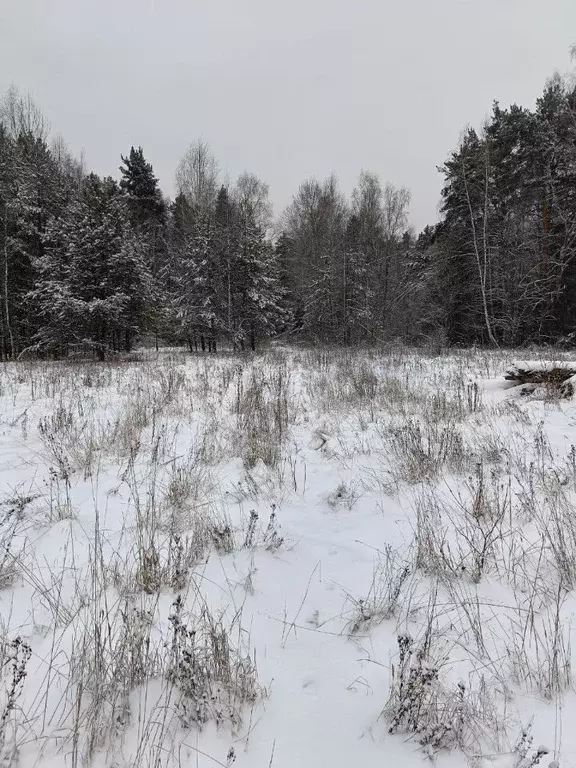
xmin=381 ymin=182 xmax=411 ymax=331
xmin=352 ymin=171 xmax=383 ymax=244
xmin=232 ymin=172 xmax=273 ymax=231
xmin=0 ymin=85 xmax=49 ymax=140
xmin=175 ymin=140 xmax=219 ymax=217
xmin=51 ymin=134 xmax=85 ymax=189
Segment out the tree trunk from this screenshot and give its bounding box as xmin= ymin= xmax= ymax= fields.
xmin=227 ymin=256 xmax=233 ymax=347
xmin=461 ymin=154 xmax=499 ymax=347
xmin=2 ymin=203 xmax=14 ymax=360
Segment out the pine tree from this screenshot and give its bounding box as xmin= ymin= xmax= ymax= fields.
xmin=171 ymin=192 xmax=194 ymax=245
xmin=437 ymin=90 xmax=576 ymax=346
xmin=0 ymin=127 xmax=69 ymax=358
xmin=0 ymin=125 xmax=18 ymax=359
xmin=214 ymin=186 xmax=240 ymax=347
xmin=536 ymin=80 xmax=576 ymax=341
xmin=30 ymin=174 xmax=149 ymax=359
xmin=175 ymin=217 xmax=222 ymax=353
xmin=120 ymin=146 xmax=166 ymax=227
xmin=120 ymin=146 xmax=168 ymax=345
xmin=236 ymin=219 xmax=283 ymax=350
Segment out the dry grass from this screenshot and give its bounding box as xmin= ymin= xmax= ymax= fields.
xmin=0 ymin=346 xmax=573 ymax=766
xmin=344 ymin=544 xmax=412 ymax=634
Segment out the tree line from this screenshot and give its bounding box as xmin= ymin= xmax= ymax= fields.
xmin=2 ymin=68 xmax=576 ymax=359
xmin=415 ymin=70 xmax=576 ymax=347
xmin=0 ymin=89 xmax=288 ymax=359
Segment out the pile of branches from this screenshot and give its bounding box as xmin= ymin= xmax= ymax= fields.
xmin=504 ymin=361 xmax=576 ymax=398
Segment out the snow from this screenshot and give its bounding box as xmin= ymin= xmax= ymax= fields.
xmin=0 ymin=349 xmax=574 ymax=767
xmin=506 ymin=360 xmax=576 ymax=377
xmin=509 ymin=361 xmax=576 ymax=372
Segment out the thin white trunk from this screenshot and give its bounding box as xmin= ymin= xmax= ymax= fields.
xmin=2 ymin=202 xmax=14 ymax=359
xmin=461 ymin=156 xmax=499 ymax=347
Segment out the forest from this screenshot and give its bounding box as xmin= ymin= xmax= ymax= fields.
xmin=2 ymin=67 xmax=576 ymax=360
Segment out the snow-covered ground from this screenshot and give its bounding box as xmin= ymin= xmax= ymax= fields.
xmin=0 ymin=346 xmax=574 ymax=767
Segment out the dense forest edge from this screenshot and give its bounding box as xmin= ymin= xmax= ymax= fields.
xmin=3 ymin=63 xmax=576 ymax=360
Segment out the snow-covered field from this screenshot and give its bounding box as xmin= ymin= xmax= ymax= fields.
xmin=0 ymin=346 xmax=575 ymax=768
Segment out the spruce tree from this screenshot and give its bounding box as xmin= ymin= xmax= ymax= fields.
xmin=0 ymin=128 xmax=69 ymax=358
xmin=120 ymin=146 xmax=168 ymax=345
xmin=31 ymin=174 xmax=149 ymax=359
xmin=175 ymin=217 xmax=222 ymax=352
xmin=236 ymin=219 xmax=283 ymax=350
xmin=214 ymin=186 xmax=241 ymax=347
xmin=120 ymin=146 xmax=166 ymax=227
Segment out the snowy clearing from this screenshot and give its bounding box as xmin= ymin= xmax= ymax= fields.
xmin=0 ymin=347 xmax=574 ymax=768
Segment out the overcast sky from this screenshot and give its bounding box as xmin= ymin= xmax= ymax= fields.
xmin=1 ymin=0 xmax=575 ymax=231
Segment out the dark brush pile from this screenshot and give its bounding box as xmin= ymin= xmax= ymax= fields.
xmin=504 ymin=363 xmax=576 ymax=398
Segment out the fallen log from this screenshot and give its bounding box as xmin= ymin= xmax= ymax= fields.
xmin=504 ymin=361 xmax=576 ymax=397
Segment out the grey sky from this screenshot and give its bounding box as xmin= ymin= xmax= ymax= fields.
xmin=1 ymin=0 xmax=575 ymax=231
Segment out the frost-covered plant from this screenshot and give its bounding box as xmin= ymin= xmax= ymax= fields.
xmin=513 ymin=723 xmax=553 ymax=768
xmin=167 ymin=597 xmax=262 ymax=729
xmin=65 ymin=597 xmax=163 ymax=760
xmin=384 ymin=632 xmax=491 ymax=755
xmin=0 ymin=515 xmax=19 ymax=592
xmin=243 ymin=507 xmax=284 ymax=552
xmin=345 ymin=545 xmax=411 ymax=634
xmin=234 ymin=369 xmax=290 ymax=469
xmin=0 ymin=637 xmax=32 ymax=754
xmin=263 ymin=506 xmax=284 ymax=552
xmin=386 ymin=418 xmax=468 ymax=484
